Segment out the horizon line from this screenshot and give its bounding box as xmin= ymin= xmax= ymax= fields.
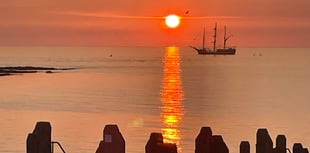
xmin=51 ymin=11 xmax=242 ymax=20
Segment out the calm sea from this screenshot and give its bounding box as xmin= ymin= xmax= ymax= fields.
xmin=0 ymin=46 xmax=310 ymax=153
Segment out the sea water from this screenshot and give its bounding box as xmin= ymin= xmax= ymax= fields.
xmin=0 ymin=46 xmax=310 ymax=153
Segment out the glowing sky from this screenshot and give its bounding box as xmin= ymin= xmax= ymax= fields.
xmin=1 ymin=0 xmax=310 ymax=47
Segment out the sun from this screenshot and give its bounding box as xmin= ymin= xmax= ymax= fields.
xmin=165 ymin=14 xmax=180 ymax=28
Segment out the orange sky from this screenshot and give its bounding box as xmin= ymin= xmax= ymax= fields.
xmin=1 ymin=0 xmax=310 ymax=47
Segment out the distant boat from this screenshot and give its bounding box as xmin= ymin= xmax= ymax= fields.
xmin=190 ymin=23 xmax=236 ymax=55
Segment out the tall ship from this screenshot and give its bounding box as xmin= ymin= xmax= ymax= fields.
xmin=190 ymin=23 xmax=236 ymax=55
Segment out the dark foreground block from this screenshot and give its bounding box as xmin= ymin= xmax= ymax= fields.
xmin=294 ymin=143 xmax=304 ymax=153
xmin=293 ymin=143 xmax=309 ymax=153
xmin=145 ymin=132 xmax=177 ymax=153
xmin=195 ymin=127 xmax=213 ymax=153
xmin=26 ymin=122 xmax=51 ymax=153
xmin=256 ymin=129 xmax=273 ymax=153
xmin=275 ymin=135 xmax=286 ymax=153
xmin=212 ymin=135 xmax=229 ymax=153
xmin=27 ymin=134 xmax=38 ymax=153
xmin=95 ymin=124 xmax=125 ymax=153
xmin=240 ymin=141 xmax=250 ymax=153
xmin=195 ymin=127 xmax=229 ymax=153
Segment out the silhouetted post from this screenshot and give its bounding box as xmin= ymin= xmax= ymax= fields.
xmin=95 ymin=124 xmax=125 ymax=153
xmin=212 ymin=135 xmax=229 ymax=153
xmin=26 ymin=122 xmax=51 ymax=153
xmin=195 ymin=127 xmax=213 ymax=153
xmin=275 ymin=135 xmax=286 ymax=153
xmin=256 ymin=129 xmax=273 ymax=153
xmin=240 ymin=141 xmax=250 ymax=153
xmin=145 ymin=132 xmax=177 ymax=153
xmin=293 ymin=143 xmax=304 ymax=153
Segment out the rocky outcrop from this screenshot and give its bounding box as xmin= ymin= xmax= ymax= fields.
xmin=0 ymin=66 xmax=75 ymax=76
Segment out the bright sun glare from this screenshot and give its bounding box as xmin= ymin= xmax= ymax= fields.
xmin=165 ymin=14 xmax=180 ymax=28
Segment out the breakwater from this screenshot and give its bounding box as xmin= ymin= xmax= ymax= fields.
xmin=26 ymin=121 xmax=308 ymax=153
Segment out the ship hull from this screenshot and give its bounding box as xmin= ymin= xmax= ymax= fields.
xmin=194 ymin=48 xmax=236 ymax=55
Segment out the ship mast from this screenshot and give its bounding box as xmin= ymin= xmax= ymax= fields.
xmin=202 ymin=27 xmax=205 ymax=50
xmin=224 ymin=26 xmax=226 ymax=49
xmin=223 ymin=25 xmax=233 ymax=49
xmin=213 ymin=22 xmax=217 ymax=52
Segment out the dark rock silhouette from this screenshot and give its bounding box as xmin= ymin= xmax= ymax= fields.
xmin=27 ymin=122 xmax=51 ymax=153
xmin=95 ymin=124 xmax=125 ymax=153
xmin=256 ymin=129 xmax=273 ymax=153
xmin=195 ymin=127 xmax=229 ymax=153
xmin=0 ymin=66 xmax=75 ymax=76
xmin=240 ymin=141 xmax=250 ymax=153
xmin=0 ymin=66 xmax=75 ymax=71
xmin=145 ymin=132 xmax=177 ymax=153
xmin=0 ymin=73 xmax=11 ymax=76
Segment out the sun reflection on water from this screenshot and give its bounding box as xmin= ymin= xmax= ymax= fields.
xmin=160 ymin=46 xmax=184 ymax=152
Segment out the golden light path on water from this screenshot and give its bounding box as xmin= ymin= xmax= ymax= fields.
xmin=160 ymin=47 xmax=184 ymax=152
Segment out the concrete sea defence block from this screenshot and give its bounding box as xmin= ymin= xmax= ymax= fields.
xmin=26 ymin=122 xmax=51 ymax=153
xmin=95 ymin=124 xmax=125 ymax=153
xmin=240 ymin=141 xmax=250 ymax=153
xmin=145 ymin=132 xmax=177 ymax=153
xmin=195 ymin=126 xmax=229 ymax=153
